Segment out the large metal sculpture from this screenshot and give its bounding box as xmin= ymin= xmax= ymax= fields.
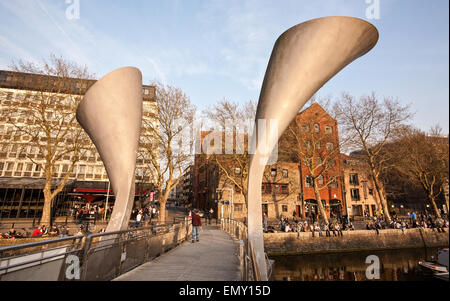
xmin=247 ymin=16 xmax=379 ymax=280
xmin=76 ymin=66 xmax=143 ymax=233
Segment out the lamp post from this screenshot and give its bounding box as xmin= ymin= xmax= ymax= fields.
xmin=216 ymin=187 xmax=234 ymax=220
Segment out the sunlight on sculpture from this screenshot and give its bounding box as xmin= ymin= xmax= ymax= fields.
xmin=76 ymin=67 xmax=143 ymax=233
xmin=247 ymin=16 xmax=379 ymax=280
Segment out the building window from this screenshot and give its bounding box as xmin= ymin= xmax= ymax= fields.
xmin=325 ymin=126 xmax=333 ymax=134
xmin=302 ymin=124 xmax=309 ymax=132
xmin=326 ymin=142 xmax=334 ymax=151
xmin=314 ymin=123 xmax=320 ymax=133
xmin=304 ymin=140 xmax=311 ymax=149
xmin=235 ymin=185 xmax=241 ymax=193
xmin=6 ymin=162 xmax=14 ymax=171
xmin=316 ymin=141 xmax=321 ymax=150
xmin=351 ymin=188 xmax=360 ymax=201
xmin=317 ymin=157 xmax=322 ymax=165
xmin=349 ymin=174 xmax=359 ymax=186
xmin=235 ymin=167 xmax=241 ymax=175
xmin=328 ymin=159 xmax=336 ymax=167
xmin=234 ymin=204 xmax=243 ymax=212
xmin=271 ymin=168 xmax=277 ymax=177
xmin=318 ymin=175 xmax=324 ymax=185
xmin=282 ymin=205 xmax=288 ymax=212
xmin=330 ymin=178 xmax=338 ymax=188
xmin=305 ymin=176 xmax=313 ymax=188
xmin=281 ymin=184 xmax=289 ymax=194
xmin=369 ymin=188 xmax=374 ymax=195
xmin=282 ymin=169 xmax=288 ymax=178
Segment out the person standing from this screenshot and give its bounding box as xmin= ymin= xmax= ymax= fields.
xmin=192 ymin=209 xmax=202 ymax=243
xmin=263 ymin=213 xmax=268 ymax=232
xmin=208 ymin=208 xmax=214 ymax=225
xmin=135 ymin=210 xmax=142 ymax=228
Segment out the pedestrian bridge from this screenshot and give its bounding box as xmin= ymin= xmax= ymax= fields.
xmin=114 ymin=225 xmax=240 ymax=281
xmin=0 ymin=219 xmax=261 ymax=281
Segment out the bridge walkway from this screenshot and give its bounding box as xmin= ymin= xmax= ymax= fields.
xmin=113 ymin=225 xmax=241 ymax=281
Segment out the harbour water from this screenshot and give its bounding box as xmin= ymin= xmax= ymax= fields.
xmin=270 ymin=247 xmax=444 ymax=281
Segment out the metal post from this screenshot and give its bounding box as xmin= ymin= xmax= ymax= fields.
xmin=239 ymin=240 xmax=245 ymax=280
xmin=104 ymin=181 xmax=110 ymax=221
xmin=230 ymin=188 xmax=234 ymax=220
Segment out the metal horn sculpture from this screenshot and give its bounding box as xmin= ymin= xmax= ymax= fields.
xmin=247 ymin=16 xmax=379 ymax=280
xmin=76 ymin=66 xmax=143 ymax=233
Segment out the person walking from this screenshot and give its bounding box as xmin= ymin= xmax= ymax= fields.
xmin=192 ymin=209 xmax=202 ymax=243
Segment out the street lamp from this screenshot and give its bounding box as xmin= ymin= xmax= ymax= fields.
xmin=216 ymin=187 xmax=234 ymax=220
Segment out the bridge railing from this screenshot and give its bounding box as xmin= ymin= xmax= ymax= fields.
xmin=0 ymin=217 xmax=191 ymax=281
xmin=220 ymin=218 xmax=272 ymax=281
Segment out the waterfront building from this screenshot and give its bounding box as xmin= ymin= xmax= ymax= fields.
xmin=0 ymin=70 xmax=157 ymax=219
xmin=193 ymin=131 xmax=301 ymax=221
xmin=340 ymin=154 xmax=380 ymax=218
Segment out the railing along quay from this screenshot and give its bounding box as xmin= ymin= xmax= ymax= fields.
xmin=220 ymin=218 xmax=273 ymax=281
xmin=0 ymin=217 xmax=192 ymax=281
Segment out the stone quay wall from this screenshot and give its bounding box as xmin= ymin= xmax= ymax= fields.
xmin=264 ymin=228 xmax=449 ymax=255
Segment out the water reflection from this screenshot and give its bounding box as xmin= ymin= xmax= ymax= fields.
xmin=270 ymin=248 xmax=440 ymax=281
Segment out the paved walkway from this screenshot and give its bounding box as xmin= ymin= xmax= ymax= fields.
xmin=113 ymin=225 xmax=241 ymax=281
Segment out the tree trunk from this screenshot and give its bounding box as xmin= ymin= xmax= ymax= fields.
xmin=313 ymin=180 xmax=329 ymax=224
xmin=371 ymin=170 xmax=391 ymax=222
xmin=41 ymin=183 xmax=52 ymax=227
xmin=159 ymin=191 xmax=169 ymax=223
xmin=430 ymin=195 xmax=442 ymax=219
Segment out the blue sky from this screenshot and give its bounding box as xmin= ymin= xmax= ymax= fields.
xmin=0 ymin=0 xmax=448 ymax=133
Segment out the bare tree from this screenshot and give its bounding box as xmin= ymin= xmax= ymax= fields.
xmin=280 ymin=102 xmax=343 ymax=224
xmin=393 ymin=126 xmax=449 ymax=218
xmin=202 ymin=99 xmax=256 ymax=206
xmin=334 ymin=92 xmax=412 ymax=222
xmin=141 ymin=82 xmax=195 ymax=222
xmin=3 ymin=55 xmax=94 ymax=226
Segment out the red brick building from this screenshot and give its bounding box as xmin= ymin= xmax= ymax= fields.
xmin=194 ymin=103 xmax=345 ymax=220
xmin=278 ymin=103 xmax=344 ymax=219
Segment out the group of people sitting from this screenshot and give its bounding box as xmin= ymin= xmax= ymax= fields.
xmin=0 ymin=228 xmax=27 ymax=239
xmin=267 ymin=217 xmax=355 ymax=237
xmin=367 ymin=213 xmax=449 ymax=233
xmin=31 ymin=224 xmax=69 ymax=237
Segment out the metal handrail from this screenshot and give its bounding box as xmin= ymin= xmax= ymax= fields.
xmin=220 ymin=218 xmax=266 ymax=281
xmin=0 ymin=217 xmax=191 ymax=281
xmin=0 ymin=235 xmax=85 ymax=252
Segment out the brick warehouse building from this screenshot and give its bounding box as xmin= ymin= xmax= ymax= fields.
xmin=0 ymin=70 xmax=158 ymax=220
xmin=193 ymin=131 xmax=301 ymax=221
xmin=280 ymin=103 xmax=345 ymax=219
xmin=194 ymin=103 xmax=350 ymax=221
